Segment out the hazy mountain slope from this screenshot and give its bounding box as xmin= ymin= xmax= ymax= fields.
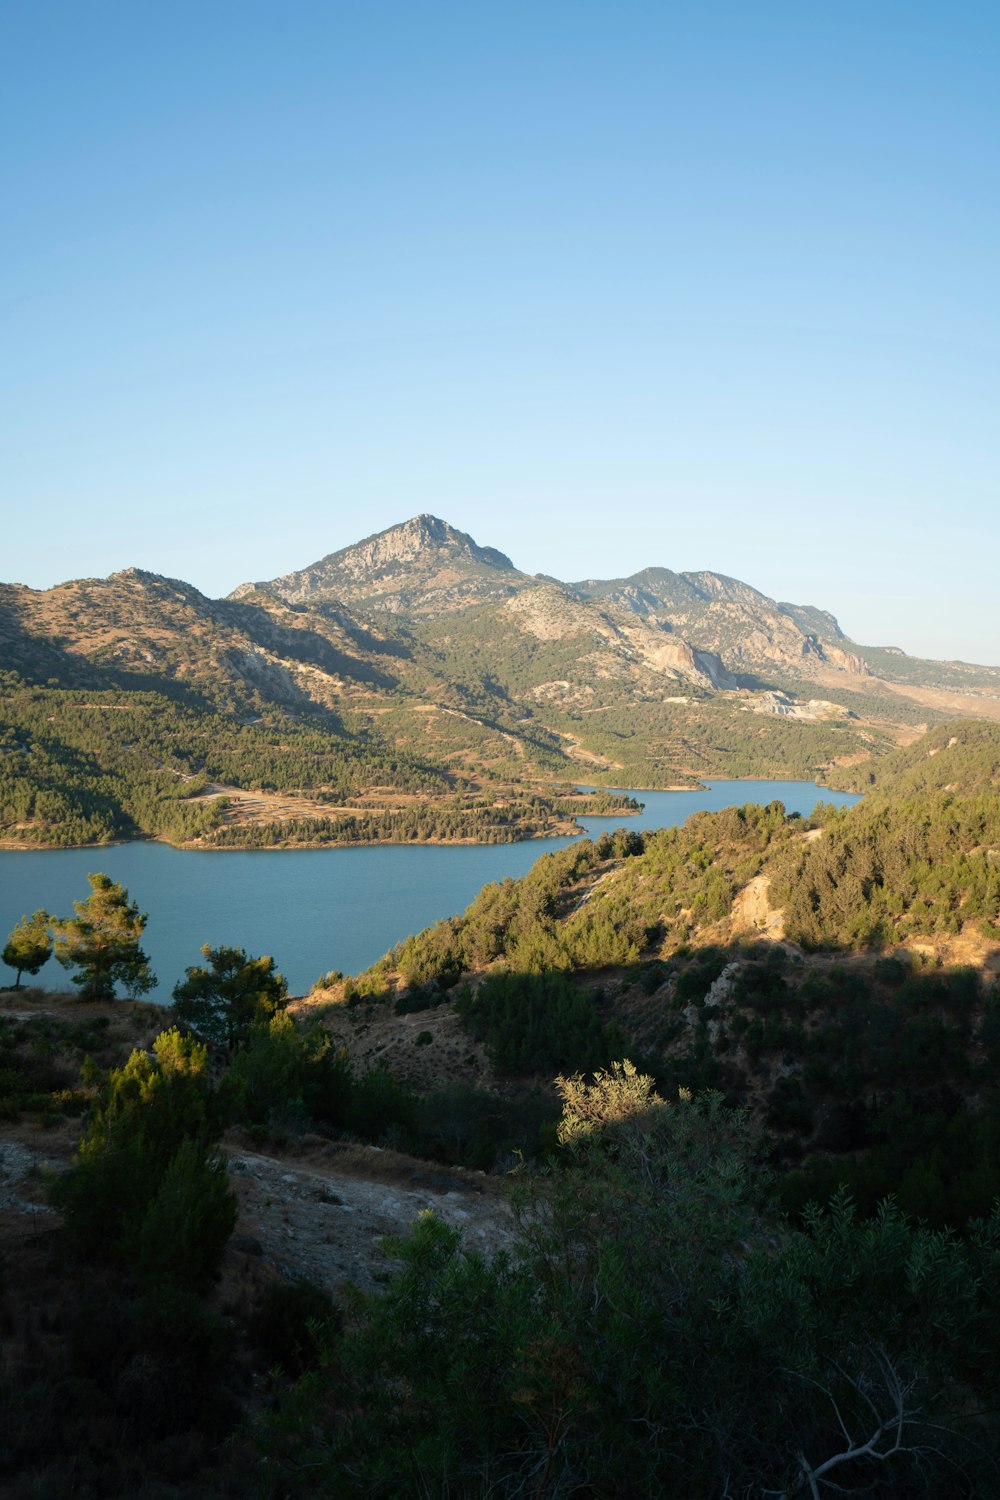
xmin=777 ymin=597 xmax=1000 ymax=698
xmin=777 ymin=601 xmax=846 ymax=641
xmin=573 ymin=558 xmax=1000 ymax=724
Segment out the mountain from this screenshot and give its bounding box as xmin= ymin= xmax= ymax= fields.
xmin=238 ymin=516 xmax=1000 ymax=704
xmin=231 ymin=514 xmax=523 ymax=616
xmin=571 ymin=567 xmax=869 ymax=678
xmin=4 ymin=512 xmax=1000 ymax=849
xmin=226 ymin=515 xmax=742 ymax=694
xmin=224 ymin=515 xmax=884 ymax=694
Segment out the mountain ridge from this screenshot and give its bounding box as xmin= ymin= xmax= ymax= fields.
xmin=229 ymin=512 xmax=1000 ymax=691
xmin=4 ymin=512 xmax=1000 ymax=850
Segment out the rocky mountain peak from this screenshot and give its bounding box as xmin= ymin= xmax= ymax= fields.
xmin=228 ymin=515 xmax=519 ymax=612
xmin=332 ymin=515 xmax=515 ymax=578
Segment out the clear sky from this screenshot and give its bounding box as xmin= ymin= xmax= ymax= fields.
xmin=3 ymin=1 xmax=998 ymax=663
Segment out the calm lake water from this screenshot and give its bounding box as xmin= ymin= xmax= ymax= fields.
xmin=0 ymin=781 xmax=858 ymax=999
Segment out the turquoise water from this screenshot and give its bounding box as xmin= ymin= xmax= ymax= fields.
xmin=574 ymin=780 xmax=857 ymax=839
xmin=0 ymin=780 xmax=858 ymax=998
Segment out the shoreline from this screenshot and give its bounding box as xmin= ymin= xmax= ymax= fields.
xmin=578 ymin=774 xmax=849 ymax=793
xmin=0 ymin=775 xmax=853 ymax=855
xmin=0 ymin=799 xmax=648 ymax=855
xmin=0 ymin=822 xmax=593 ymax=855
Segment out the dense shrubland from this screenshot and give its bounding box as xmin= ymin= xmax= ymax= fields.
xmin=7 ymin=991 xmax=999 ymax=1497
xmin=773 ymin=720 xmax=1000 ymax=945
xmin=361 ymin=801 xmax=790 ymax=991
xmin=345 ymin=721 xmax=1000 ymax=1001
xmin=261 ymin=1073 xmax=1000 ymax=1499
xmin=3 ymin=719 xmax=1000 ymax=1493
xmin=332 ymin=720 xmax=1000 ymax=1228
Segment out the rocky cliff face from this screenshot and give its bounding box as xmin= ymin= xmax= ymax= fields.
xmin=230 ymin=515 xmax=521 ymax=615
xmin=224 ymin=512 xmax=997 ymax=699
xmin=501 ymin=584 xmax=738 ymax=691
xmin=571 ymin=565 xmax=869 ymax=680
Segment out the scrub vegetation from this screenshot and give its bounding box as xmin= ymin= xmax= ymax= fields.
xmin=3 ymin=717 xmax=1000 ymax=1494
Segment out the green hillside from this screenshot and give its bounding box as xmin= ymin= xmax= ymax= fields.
xmin=5 ymin=720 xmax=1000 ymax=1498
xmin=326 ymin=717 xmax=1000 ymax=1233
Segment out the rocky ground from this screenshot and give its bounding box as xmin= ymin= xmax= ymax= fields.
xmin=0 ymin=983 xmax=522 ymax=1325
xmin=222 ymin=1131 xmax=519 ymax=1297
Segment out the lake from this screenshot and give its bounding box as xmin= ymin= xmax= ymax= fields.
xmin=0 ymin=780 xmax=859 ymax=999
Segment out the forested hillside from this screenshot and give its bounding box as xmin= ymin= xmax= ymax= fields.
xmin=5 ymin=719 xmax=1000 ymax=1497
xmin=314 ymin=717 xmax=1000 ymax=1234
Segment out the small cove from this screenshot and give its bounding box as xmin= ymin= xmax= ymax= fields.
xmin=0 ymin=780 xmax=859 ymax=998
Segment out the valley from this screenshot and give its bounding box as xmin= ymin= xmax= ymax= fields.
xmin=3 ymin=717 xmax=1000 ymax=1496
xmin=4 ymin=520 xmax=1000 ymax=1499
xmin=3 ymin=514 xmax=998 ymax=852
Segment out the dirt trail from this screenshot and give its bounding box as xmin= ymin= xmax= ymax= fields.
xmin=223 ymin=1134 xmax=519 ymax=1293
xmin=0 ymin=1118 xmax=521 ymax=1301
xmin=0 ymin=1140 xmax=54 ymax=1214
xmin=730 ymin=874 xmax=784 ymax=938
xmin=439 ymin=706 xmax=526 ymax=757
xmin=541 ymin=725 xmax=621 ymax=769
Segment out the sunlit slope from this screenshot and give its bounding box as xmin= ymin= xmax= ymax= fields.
xmin=4 ymin=514 xmax=998 ymax=846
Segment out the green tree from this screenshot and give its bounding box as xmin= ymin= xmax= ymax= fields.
xmin=52 ymin=1026 xmax=220 ymax=1260
xmin=52 ymin=873 xmax=155 ymax=1000
xmin=221 ymin=1009 xmax=304 ymax=1124
xmin=131 ymin=1135 xmax=237 ymax=1292
xmin=172 ymin=943 xmax=288 ymax=1049
xmin=1 ymin=909 xmax=52 ymax=989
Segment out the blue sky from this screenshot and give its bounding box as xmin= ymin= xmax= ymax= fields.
xmin=3 ymin=1 xmax=998 ymax=662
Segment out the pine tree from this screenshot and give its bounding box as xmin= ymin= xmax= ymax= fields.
xmin=2 ymin=909 xmax=52 ymax=989
xmin=53 ymin=873 xmax=155 ymax=1000
xmin=171 ymin=943 xmax=287 ymax=1048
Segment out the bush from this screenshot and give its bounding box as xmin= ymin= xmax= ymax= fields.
xmin=222 ymin=1011 xmax=305 ymax=1126
xmin=51 ymin=1028 xmax=235 ymax=1290
xmin=456 ymin=970 xmax=620 ymax=1075
xmin=250 ymin=1278 xmax=341 ymax=1377
xmin=414 ymin=1084 xmax=559 ymax=1168
xmin=345 ymin=1066 xmax=418 ymax=1142
xmin=261 ymin=1077 xmax=1000 ymax=1500
xmin=131 ymin=1137 xmax=236 ymax=1292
